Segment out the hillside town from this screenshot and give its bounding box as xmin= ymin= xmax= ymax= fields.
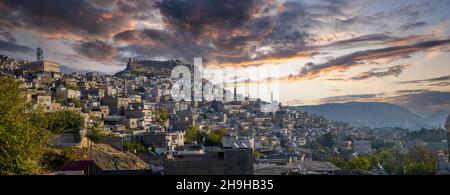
xmin=1 ymin=49 xmax=450 ymax=175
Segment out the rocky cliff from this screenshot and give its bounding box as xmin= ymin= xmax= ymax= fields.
xmin=90 ymin=144 xmax=149 ymax=170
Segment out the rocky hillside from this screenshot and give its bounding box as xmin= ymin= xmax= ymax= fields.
xmin=91 ymin=144 xmax=149 ymax=170
xmin=117 ymin=58 xmax=190 ymax=78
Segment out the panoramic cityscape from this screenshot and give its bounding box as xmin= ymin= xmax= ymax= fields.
xmin=1 ymin=0 xmax=450 ymax=177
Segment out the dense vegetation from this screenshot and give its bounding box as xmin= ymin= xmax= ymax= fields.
xmin=122 ymin=140 xmax=147 ymax=153
xmin=407 ymin=128 xmax=447 ymax=142
xmin=154 ymin=108 xmax=169 ymax=125
xmin=86 ymin=120 xmax=106 ymax=144
xmin=185 ymin=125 xmax=226 ymax=147
xmin=47 ymin=110 xmax=84 ymax=134
xmin=326 ymin=145 xmax=437 ymax=175
xmin=0 ymin=76 xmax=50 ymax=174
xmin=0 ymin=76 xmax=85 ymax=174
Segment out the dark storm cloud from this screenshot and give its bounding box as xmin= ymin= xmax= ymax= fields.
xmin=397 ymin=75 xmax=450 ymax=84
xmin=349 ymin=65 xmax=410 ymax=81
xmin=0 ymin=39 xmax=33 ymax=53
xmin=156 ymin=0 xmax=263 ymax=37
xmin=298 ymin=39 xmax=450 ymax=78
xmin=0 ymin=27 xmax=16 ymax=43
xmin=0 ymin=0 xmax=443 ymax=68
xmin=113 ymin=0 xmax=318 ymax=65
xmin=0 ymin=0 xmax=141 ymax=39
xmin=72 ymin=40 xmax=117 ymax=62
xmin=114 ymin=28 xmax=211 ymax=62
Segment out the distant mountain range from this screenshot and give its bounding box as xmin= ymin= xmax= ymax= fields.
xmin=293 ymin=102 xmax=449 ymax=130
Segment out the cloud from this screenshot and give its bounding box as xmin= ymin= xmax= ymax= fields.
xmin=398 ymin=21 xmax=427 ymax=31
xmin=0 ymin=39 xmax=34 ymax=53
xmin=0 ymin=0 xmax=447 ymax=70
xmin=297 ymin=39 xmax=450 ymax=79
xmin=72 ymin=40 xmax=117 ymax=62
xmin=321 ymin=34 xmax=393 ymax=49
xmin=349 ymin=64 xmax=410 ymax=81
xmin=388 ymin=90 xmax=450 ymax=113
xmin=429 ymin=82 xmax=450 ymax=86
xmin=0 ymin=27 xmax=16 ymax=43
xmin=397 ymin=75 xmax=450 ymax=84
xmin=0 ymin=0 xmax=143 ymax=40
xmin=319 ymin=94 xmax=379 ymax=104
xmin=114 ymin=0 xmax=319 ymax=65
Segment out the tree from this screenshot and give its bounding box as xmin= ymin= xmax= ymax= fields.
xmin=123 ymin=140 xmax=147 ymax=153
xmin=349 ymin=156 xmax=371 ymax=171
xmin=402 ymin=146 xmax=436 ymax=175
xmin=204 ymin=128 xmax=227 ymax=147
xmin=0 ymin=76 xmax=49 ymax=174
xmin=47 ymin=110 xmax=84 ymax=134
xmin=185 ymin=125 xmax=201 ymax=143
xmin=154 ymin=108 xmax=169 ymax=126
xmin=318 ymin=133 xmax=335 ymax=149
xmin=325 ymin=156 xmax=348 ymax=169
xmin=86 ymin=120 xmax=105 ymax=144
xmin=185 ymin=126 xmax=226 ymax=146
xmin=67 ymin=98 xmax=82 ymax=108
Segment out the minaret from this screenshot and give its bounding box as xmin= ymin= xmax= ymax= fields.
xmin=271 ymin=91 xmax=273 ymax=103
xmin=234 ymin=76 xmax=237 ymax=101
xmin=245 ymin=78 xmax=250 ymax=100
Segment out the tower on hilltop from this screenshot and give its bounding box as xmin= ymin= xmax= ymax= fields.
xmin=36 ymin=47 xmax=44 ymax=62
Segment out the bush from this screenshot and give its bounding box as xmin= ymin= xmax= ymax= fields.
xmin=123 ymin=140 xmax=147 ymax=153
xmin=86 ymin=121 xmax=105 ymax=144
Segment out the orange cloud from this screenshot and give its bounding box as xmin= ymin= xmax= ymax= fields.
xmin=212 ymin=52 xmax=311 ymax=68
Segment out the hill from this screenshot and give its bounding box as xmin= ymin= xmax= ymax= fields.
xmin=293 ymin=102 xmax=432 ymax=130
xmin=117 ymin=58 xmax=189 ymax=78
xmin=425 ymin=110 xmax=449 ymax=128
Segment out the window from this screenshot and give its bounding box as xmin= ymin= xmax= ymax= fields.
xmin=218 ymin=152 xmax=224 ymax=160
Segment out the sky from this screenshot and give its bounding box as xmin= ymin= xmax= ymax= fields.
xmin=0 ymin=0 xmax=450 ymax=115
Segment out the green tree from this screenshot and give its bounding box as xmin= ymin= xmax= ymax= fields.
xmin=123 ymin=140 xmax=147 ymax=153
xmin=67 ymin=98 xmax=82 ymax=108
xmin=86 ymin=120 xmax=105 ymax=144
xmin=47 ymin=110 xmax=84 ymax=134
xmin=402 ymin=146 xmax=436 ymax=175
xmin=204 ymin=129 xmax=227 ymax=147
xmin=0 ymin=76 xmax=49 ymax=174
xmin=154 ymin=108 xmax=169 ymax=125
xmin=185 ymin=125 xmax=201 ymax=143
xmin=318 ymin=133 xmax=336 ymax=149
xmin=349 ymin=156 xmax=371 ymax=171
xmin=325 ymin=156 xmax=349 ymax=169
